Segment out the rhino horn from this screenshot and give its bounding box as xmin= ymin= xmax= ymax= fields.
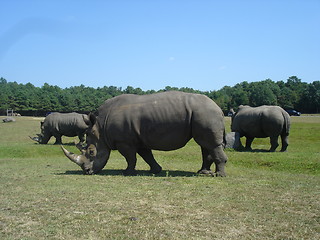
xmin=74 ymin=140 xmax=86 ymax=153
xmin=29 ymin=135 xmax=40 ymax=142
xmin=61 ymin=145 xmax=84 ymax=166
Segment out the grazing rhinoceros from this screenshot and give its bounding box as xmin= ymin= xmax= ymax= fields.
xmin=30 ymin=112 xmax=90 ymax=144
xmin=230 ymin=105 xmax=291 ymax=152
xmin=61 ymin=91 xmax=228 ymax=176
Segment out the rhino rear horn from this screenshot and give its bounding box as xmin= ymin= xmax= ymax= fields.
xmin=61 ymin=145 xmax=84 ymax=166
xmin=74 ymin=140 xmax=86 ymax=153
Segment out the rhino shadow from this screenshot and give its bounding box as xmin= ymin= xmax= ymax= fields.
xmin=237 ymin=148 xmax=270 ymax=153
xmin=59 ymin=169 xmax=197 ymax=177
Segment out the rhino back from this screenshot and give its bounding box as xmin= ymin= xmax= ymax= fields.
xmin=98 ymin=91 xmax=224 ymax=150
xmin=43 ymin=113 xmax=87 ymax=136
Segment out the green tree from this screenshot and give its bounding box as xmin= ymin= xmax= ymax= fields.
xmin=299 ymin=81 xmax=320 ymax=113
xmin=249 ymin=82 xmax=277 ymax=106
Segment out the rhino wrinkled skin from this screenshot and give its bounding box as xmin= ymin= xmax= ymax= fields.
xmin=61 ymin=91 xmax=228 ymax=176
xmin=32 ymin=112 xmax=90 ymax=144
xmin=231 ymin=105 xmax=291 ymax=152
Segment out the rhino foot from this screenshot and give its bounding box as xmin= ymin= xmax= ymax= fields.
xmin=212 ymin=171 xmax=226 ymax=177
xmin=197 ymin=169 xmax=214 ymax=176
xmin=197 ymin=169 xmax=226 ymax=177
xmin=150 ymin=165 xmax=162 ymax=174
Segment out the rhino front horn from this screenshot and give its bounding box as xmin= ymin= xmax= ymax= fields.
xmin=29 ymin=136 xmax=39 ymax=142
xmin=60 ymin=145 xmax=84 ymax=166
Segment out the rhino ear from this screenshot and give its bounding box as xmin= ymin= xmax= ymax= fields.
xmin=89 ymin=113 xmax=97 ymax=126
xmin=83 ymin=113 xmax=96 ymax=127
xmin=83 ymin=114 xmax=91 ymax=126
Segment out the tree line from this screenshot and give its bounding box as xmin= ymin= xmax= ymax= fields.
xmin=1 ymin=76 xmax=319 ymax=116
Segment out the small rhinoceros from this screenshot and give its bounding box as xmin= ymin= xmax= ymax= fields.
xmin=30 ymin=112 xmax=90 ymax=144
xmin=2 ymin=117 xmax=16 ymax=123
xmin=230 ymin=105 xmax=291 ymax=152
xmin=61 ymin=91 xmax=228 ymax=176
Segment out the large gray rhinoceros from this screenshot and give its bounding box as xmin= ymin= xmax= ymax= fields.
xmin=31 ymin=112 xmax=90 ymax=144
xmin=61 ymin=91 xmax=228 ymax=176
xmin=230 ymin=105 xmax=291 ymax=152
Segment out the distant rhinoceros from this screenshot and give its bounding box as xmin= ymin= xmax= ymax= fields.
xmin=61 ymin=91 xmax=228 ymax=176
xmin=230 ymin=105 xmax=291 ymax=152
xmin=30 ymin=112 xmax=90 ymax=144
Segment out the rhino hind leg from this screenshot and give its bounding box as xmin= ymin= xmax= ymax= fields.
xmin=138 ymin=148 xmax=162 ymax=174
xmin=280 ymin=134 xmax=289 ymax=152
xmin=269 ymin=136 xmax=279 ymax=152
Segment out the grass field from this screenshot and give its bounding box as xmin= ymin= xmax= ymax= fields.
xmin=0 ymin=115 xmax=319 ymax=239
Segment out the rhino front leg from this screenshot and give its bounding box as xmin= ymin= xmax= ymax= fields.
xmin=138 ymin=148 xmax=162 ymax=174
xmin=117 ymin=144 xmax=138 ymax=176
xmin=78 ymin=133 xmax=85 ymax=143
xmin=198 ymin=145 xmax=227 ymax=177
xmin=210 ymin=145 xmax=227 ymax=177
xmin=269 ymin=136 xmax=279 ymax=152
xmin=53 ymin=134 xmax=62 ymax=145
xmin=245 ymin=137 xmax=254 ymax=151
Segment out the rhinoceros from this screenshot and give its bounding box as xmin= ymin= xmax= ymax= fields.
xmin=61 ymin=91 xmax=228 ymax=176
xmin=230 ymin=105 xmax=291 ymax=152
xmin=30 ymin=112 xmax=90 ymax=144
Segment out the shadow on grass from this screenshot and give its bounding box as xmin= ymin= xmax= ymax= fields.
xmin=236 ymin=148 xmax=270 ymax=153
xmin=58 ymin=169 xmax=198 ymax=177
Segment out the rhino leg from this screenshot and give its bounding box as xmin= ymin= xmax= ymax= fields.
xmin=78 ymin=133 xmax=85 ymax=143
xmin=138 ymin=148 xmax=162 ymax=174
xmin=198 ymin=147 xmax=214 ymax=175
xmin=280 ymin=134 xmax=289 ymax=152
xmin=210 ymin=145 xmax=227 ymax=177
xmin=117 ymin=144 xmax=138 ymax=176
xmin=54 ymin=135 xmax=62 ymax=145
xmin=198 ymin=146 xmax=227 ymax=177
xmin=269 ymin=136 xmax=279 ymax=152
xmin=245 ymin=137 xmax=254 ymax=151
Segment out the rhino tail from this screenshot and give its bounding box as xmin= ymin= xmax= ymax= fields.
xmin=222 ymin=129 xmax=227 ymax=148
xmin=282 ymin=110 xmax=291 ymax=136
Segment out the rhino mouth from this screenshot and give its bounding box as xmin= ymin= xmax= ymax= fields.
xmin=84 ymin=167 xmax=94 ymax=175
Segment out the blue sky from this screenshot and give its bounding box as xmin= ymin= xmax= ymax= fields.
xmin=1 ymin=0 xmax=319 ymax=91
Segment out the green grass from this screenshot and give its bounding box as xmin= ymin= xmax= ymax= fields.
xmin=0 ymin=116 xmax=319 ymax=239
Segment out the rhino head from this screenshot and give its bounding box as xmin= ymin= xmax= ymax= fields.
xmin=61 ymin=113 xmax=110 ymax=175
xmin=30 ymin=121 xmax=47 ymax=144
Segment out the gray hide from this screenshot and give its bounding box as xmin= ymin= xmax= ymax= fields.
xmin=32 ymin=112 xmax=90 ymax=144
xmin=231 ymin=105 xmax=290 ymax=151
xmin=62 ymin=91 xmax=228 ymax=176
